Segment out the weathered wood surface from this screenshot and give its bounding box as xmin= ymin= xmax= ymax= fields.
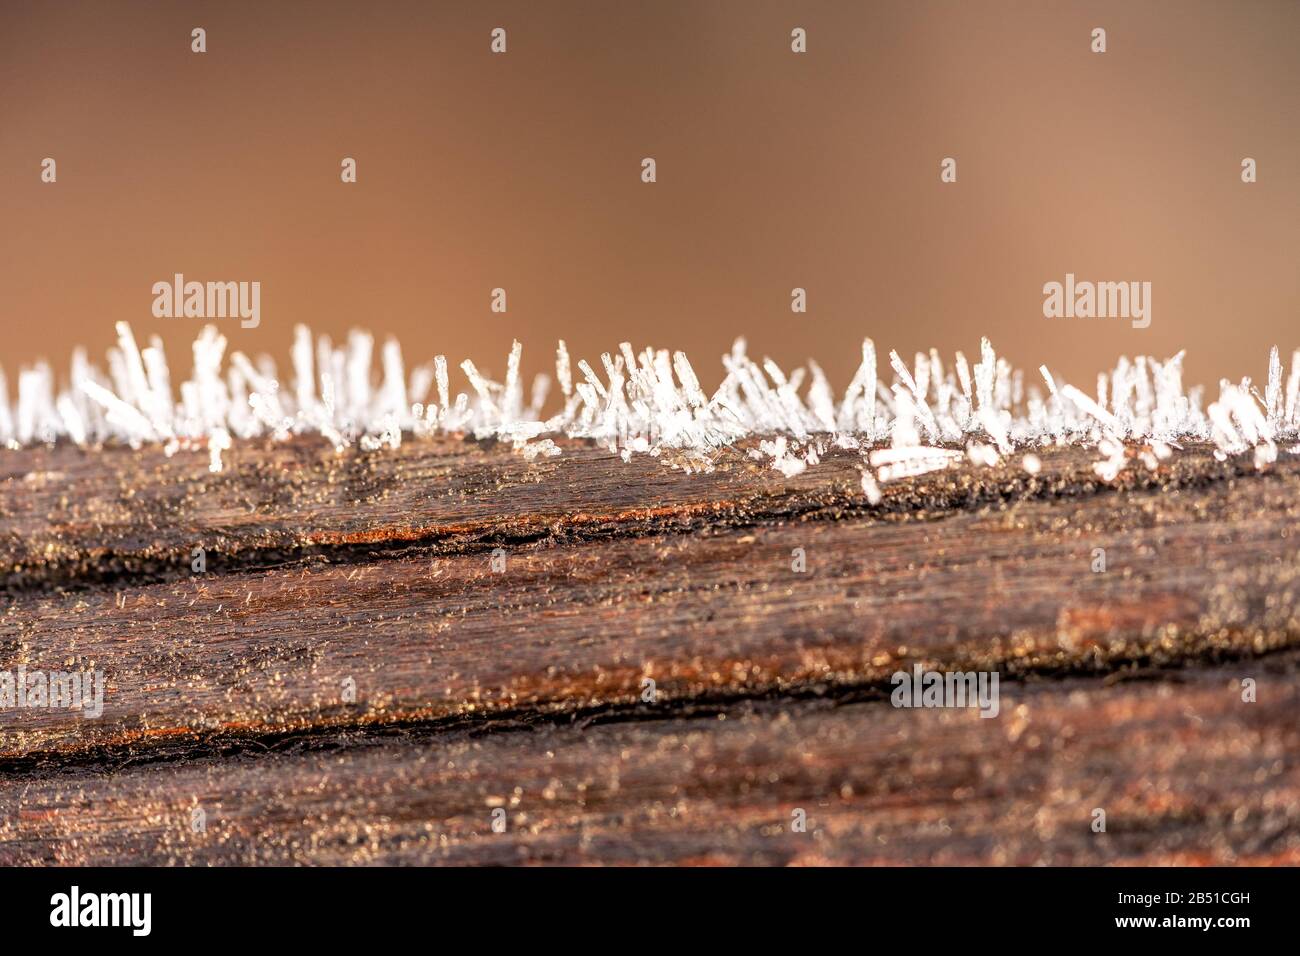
xmin=3 ymin=442 xmax=1298 ymax=759
xmin=2 ymin=437 xmax=1299 ymax=864
xmin=4 ymin=654 xmax=1296 ymax=866
xmin=0 ymin=436 xmax=1266 ymax=590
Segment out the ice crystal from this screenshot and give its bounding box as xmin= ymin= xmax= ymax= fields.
xmin=0 ymin=324 xmax=1292 ymax=490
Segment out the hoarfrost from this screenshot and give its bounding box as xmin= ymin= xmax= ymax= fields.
xmin=0 ymin=324 xmax=1287 ymax=482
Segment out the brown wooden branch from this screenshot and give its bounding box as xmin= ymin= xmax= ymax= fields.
xmin=2 ymin=437 xmax=1298 ymax=864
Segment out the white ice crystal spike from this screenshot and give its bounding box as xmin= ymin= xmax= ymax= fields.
xmin=806 ymin=360 xmax=837 ymax=432
xmin=1060 ymin=384 xmax=1125 ymax=440
xmin=1039 ymin=366 xmax=1059 ymax=399
xmin=1134 ymin=356 xmax=1153 ymax=419
xmin=858 ymin=339 xmax=879 ymax=435
xmin=16 ymin=367 xmax=42 ymax=445
xmin=113 ymin=321 xmax=152 ymax=412
xmin=457 ymin=356 xmax=496 ymax=416
xmin=292 ymin=324 xmax=316 ymax=415
xmin=955 ymin=351 xmax=972 ymax=402
xmin=669 ymin=352 xmax=702 ymax=410
xmin=577 ymin=359 xmax=608 ymax=402
xmin=555 ymin=340 xmax=572 ymax=399
xmin=889 ymin=350 xmax=917 ymax=395
xmin=56 ymin=393 xmax=87 ymax=446
xmin=598 ymin=350 xmax=618 ymax=383
xmin=928 ymin=349 xmax=945 ymax=400
xmin=80 ymin=377 xmax=156 ymax=445
xmin=1266 ymin=346 xmax=1283 ymax=425
xmin=972 ymin=339 xmax=995 ymax=415
xmin=345 ymin=331 xmax=372 ymax=415
xmin=528 ymin=373 xmax=551 ymax=419
xmin=995 ymin=357 xmax=1013 ymax=411
xmin=433 ymin=355 xmax=450 ymax=421
xmin=762 ymin=357 xmax=790 ymax=390
xmin=378 ymin=338 xmax=407 ymax=419
xmin=408 ymin=364 xmax=434 ymax=409
xmin=913 ymin=352 xmax=931 ymax=404
xmin=315 ymin=333 xmax=334 ymax=402
xmin=503 ymin=340 xmax=524 ymax=420
xmin=231 ymin=351 xmax=286 ymax=429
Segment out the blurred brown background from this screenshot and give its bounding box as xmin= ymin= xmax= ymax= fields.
xmin=1 ymin=0 xmax=1297 ymax=394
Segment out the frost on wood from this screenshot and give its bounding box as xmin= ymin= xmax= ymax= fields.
xmin=0 ymin=322 xmax=1291 ymax=485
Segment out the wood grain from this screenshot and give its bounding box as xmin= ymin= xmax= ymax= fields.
xmin=2 ymin=436 xmax=1298 ymax=864
xmin=4 ymin=653 xmax=1296 ymax=866
xmin=0 ymin=436 xmax=1262 ymax=590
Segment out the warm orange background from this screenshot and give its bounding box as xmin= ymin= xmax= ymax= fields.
xmin=2 ymin=0 xmax=1297 ymax=394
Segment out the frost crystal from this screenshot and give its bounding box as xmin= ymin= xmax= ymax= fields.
xmin=0 ymin=324 xmax=1292 ymax=485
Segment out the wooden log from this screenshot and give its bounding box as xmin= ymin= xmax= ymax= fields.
xmin=2 ymin=437 xmax=1297 ymax=864
xmin=4 ymin=442 xmax=1299 ymax=761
